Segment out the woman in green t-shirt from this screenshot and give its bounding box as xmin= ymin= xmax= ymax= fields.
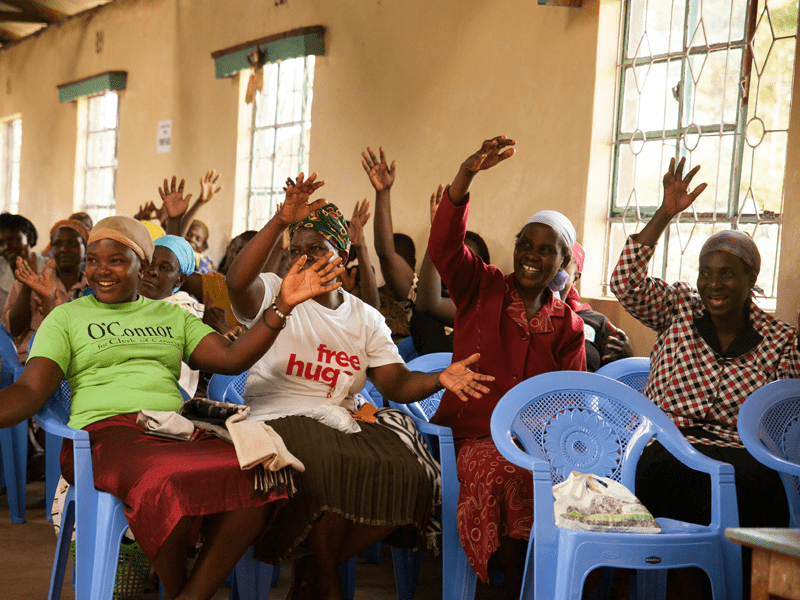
xmin=0 ymin=215 xmax=347 ymax=600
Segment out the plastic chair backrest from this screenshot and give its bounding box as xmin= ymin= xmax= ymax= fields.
xmin=492 ymin=371 xmax=708 ymax=491
xmin=737 ymin=379 xmax=800 ymax=528
xmin=595 ymin=356 xmax=650 ymax=394
xmin=397 ymin=353 xmax=452 ymax=422
xmin=207 ymin=373 xmax=237 ymax=401
xmin=223 ymin=371 xmax=249 ymax=405
xmin=0 ymin=327 xmax=26 ymax=523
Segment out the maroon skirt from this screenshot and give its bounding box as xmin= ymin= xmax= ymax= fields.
xmin=60 ymin=414 xmax=287 ymax=561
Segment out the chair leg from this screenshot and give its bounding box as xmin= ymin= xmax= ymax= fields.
xmin=0 ymin=422 xmax=27 ymax=523
xmin=44 ymin=431 xmax=61 ymax=523
xmin=48 ymin=490 xmax=75 ymax=600
xmin=391 ymin=547 xmax=424 ymax=600
xmin=364 ymin=541 xmax=383 ymax=564
xmin=339 ymin=555 xmax=357 ymax=600
xmin=231 ymin=545 xmax=273 ymax=600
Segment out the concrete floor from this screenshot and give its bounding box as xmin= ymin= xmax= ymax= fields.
xmin=0 ymin=480 xmax=509 ymax=600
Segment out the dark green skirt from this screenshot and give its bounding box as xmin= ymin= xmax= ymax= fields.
xmin=255 ymin=415 xmax=433 ymax=563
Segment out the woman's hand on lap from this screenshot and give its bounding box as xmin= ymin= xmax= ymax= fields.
xmin=277 ymin=173 xmax=327 ymax=226
xmin=603 ymin=321 xmax=635 ymax=362
xmin=280 ymin=251 xmax=344 ymax=307
xmin=439 ymin=353 xmax=495 ymax=402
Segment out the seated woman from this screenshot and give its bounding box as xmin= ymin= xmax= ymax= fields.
xmin=561 ymin=241 xmax=634 ymax=372
xmin=427 ymin=136 xmax=586 ymax=597
xmin=226 ymin=173 xmax=493 ymax=600
xmin=0 ymin=215 xmax=347 ymax=600
xmin=139 ymin=234 xmax=207 ymax=397
xmin=2 ymin=219 xmax=90 ymax=362
xmin=611 ymin=158 xmax=794 ymax=597
xmin=0 ymin=213 xmax=46 ymax=313
xmin=611 ymin=157 xmax=793 ymax=522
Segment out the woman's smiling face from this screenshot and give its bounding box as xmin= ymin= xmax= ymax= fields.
xmin=512 ymin=223 xmax=569 ymax=296
xmin=697 ymin=250 xmax=755 ymax=320
xmin=85 ymin=239 xmax=146 ymax=304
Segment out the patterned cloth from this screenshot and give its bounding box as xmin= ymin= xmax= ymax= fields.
xmin=610 ymin=236 xmax=800 ymax=446
xmin=289 ymin=203 xmax=351 ymax=253
xmin=699 ymin=230 xmax=761 ymax=274
xmin=456 ymin=437 xmax=533 ymax=581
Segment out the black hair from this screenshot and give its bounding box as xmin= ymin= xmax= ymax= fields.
xmin=217 ymin=230 xmax=258 ymax=273
xmin=393 ymin=233 xmax=416 ymax=271
xmin=0 ymin=213 xmax=38 ymax=247
xmin=465 ymin=230 xmax=490 ymax=264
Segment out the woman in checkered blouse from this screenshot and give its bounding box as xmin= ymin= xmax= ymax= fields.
xmin=611 ymin=157 xmax=794 ymax=596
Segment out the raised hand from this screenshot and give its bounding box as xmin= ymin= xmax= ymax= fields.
xmin=349 ymin=199 xmax=371 ymax=246
xmin=462 ymin=136 xmax=516 ymax=173
xmin=339 ymin=266 xmax=358 ymax=294
xmin=158 ymin=176 xmax=193 ymax=219
xmin=661 ymin=157 xmax=707 ymax=217
xmin=429 ymin=184 xmax=445 ymax=225
xmin=438 ymin=353 xmax=495 ymax=402
xmin=361 ymin=147 xmax=396 ymax=192
xmin=276 ymin=172 xmax=327 ymax=226
xmin=279 ymin=251 xmax=344 ymax=308
xmin=15 ymin=258 xmax=56 ymax=301
xmin=134 ymin=201 xmax=158 ymax=221
xmin=198 ymin=169 xmax=222 ymax=203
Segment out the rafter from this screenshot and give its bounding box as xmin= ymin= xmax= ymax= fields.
xmin=0 ymin=1 xmax=66 ymax=23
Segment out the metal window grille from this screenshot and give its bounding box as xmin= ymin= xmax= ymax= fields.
xmin=607 ymin=0 xmax=798 ymax=304
xmin=82 ymin=92 xmax=119 ymax=222
xmin=0 ymin=118 xmax=21 ymax=214
xmin=245 ymin=55 xmax=315 ymax=230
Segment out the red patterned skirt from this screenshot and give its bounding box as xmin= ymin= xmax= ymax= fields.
xmin=60 ymin=414 xmax=287 ymax=561
xmin=456 ymin=436 xmax=533 ymax=582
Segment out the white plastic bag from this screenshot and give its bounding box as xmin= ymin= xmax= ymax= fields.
xmin=552 ymin=471 xmax=661 ymax=533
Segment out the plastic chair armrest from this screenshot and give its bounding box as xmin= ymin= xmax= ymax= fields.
xmin=33 ymin=410 xmax=88 ymax=442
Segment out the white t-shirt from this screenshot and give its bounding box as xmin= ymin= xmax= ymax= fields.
xmin=162 ymin=291 xmax=205 ymax=398
xmin=235 ymin=273 xmax=403 ymax=422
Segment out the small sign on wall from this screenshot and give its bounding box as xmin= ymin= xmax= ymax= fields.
xmin=157 ymin=120 xmax=172 ymax=154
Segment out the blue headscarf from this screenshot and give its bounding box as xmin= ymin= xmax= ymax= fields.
xmin=154 ymin=235 xmax=195 ymax=293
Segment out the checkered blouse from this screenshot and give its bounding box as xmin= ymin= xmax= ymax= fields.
xmin=611 ymin=237 xmax=800 ymax=447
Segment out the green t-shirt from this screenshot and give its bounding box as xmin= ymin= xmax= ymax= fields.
xmin=29 ymin=295 xmax=215 ymax=429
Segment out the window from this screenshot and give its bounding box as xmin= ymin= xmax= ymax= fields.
xmin=0 ymin=116 xmax=21 ymax=214
xmin=75 ymin=91 xmax=119 ymax=222
xmin=238 ymin=55 xmax=315 ymax=230
xmin=607 ymin=0 xmax=798 ymax=304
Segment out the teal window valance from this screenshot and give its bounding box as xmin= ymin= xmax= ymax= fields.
xmin=211 ymin=25 xmax=325 ymax=79
xmin=57 ymin=71 xmax=127 ymax=103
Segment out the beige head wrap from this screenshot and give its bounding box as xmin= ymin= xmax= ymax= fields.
xmin=87 ymin=216 xmax=155 ymax=262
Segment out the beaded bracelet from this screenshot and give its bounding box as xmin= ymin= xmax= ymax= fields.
xmin=262 ymin=309 xmax=287 ymax=331
xmin=271 ymin=302 xmax=290 ymax=320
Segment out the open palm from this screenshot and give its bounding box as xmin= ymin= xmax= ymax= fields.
xmin=438 ymin=353 xmax=495 ymax=402
xmin=361 ymin=147 xmax=395 ymax=191
xmin=661 ymin=157 xmax=707 ymax=216
xmin=277 ymin=173 xmax=327 ymax=225
xmin=280 ymin=251 xmax=344 ymax=307
xmin=159 ymin=176 xmax=192 ymax=218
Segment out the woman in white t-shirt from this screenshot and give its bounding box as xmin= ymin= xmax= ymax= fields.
xmin=227 ymin=173 xmax=493 ymax=600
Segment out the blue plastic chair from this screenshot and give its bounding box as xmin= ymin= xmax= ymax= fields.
xmin=223 ymin=371 xmax=249 ymax=404
xmin=207 ymin=372 xmax=238 ymax=401
xmin=490 ymin=371 xmax=742 ymax=600
xmin=737 ymin=379 xmax=800 ymax=529
xmin=387 ymin=353 xmax=475 ymax=600
xmin=595 ymin=356 xmax=650 ymax=394
xmin=0 ymin=327 xmax=27 ymax=524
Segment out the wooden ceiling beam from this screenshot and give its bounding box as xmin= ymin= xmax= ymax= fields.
xmin=0 ymin=10 xmax=49 ymax=23
xmin=0 ymin=0 xmax=66 ymax=23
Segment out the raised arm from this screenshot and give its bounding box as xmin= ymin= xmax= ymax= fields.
xmin=632 ymin=157 xmax=707 ymax=247
xmin=180 ymin=170 xmax=223 ymax=236
xmin=226 ymin=173 xmax=327 ymax=320
xmin=348 ymin=199 xmax=380 ymax=309
xmin=367 ymin=352 xmax=494 ymax=404
xmin=362 ymin=147 xmax=415 ymax=299
xmin=416 ymin=185 xmax=456 ymax=324
xmin=447 ymin=136 xmax=516 ymax=206
xmin=191 ymin=251 xmax=343 ymax=374
xmin=0 ymin=357 xmax=65 ymax=428
xmin=158 ymin=176 xmax=193 ymax=236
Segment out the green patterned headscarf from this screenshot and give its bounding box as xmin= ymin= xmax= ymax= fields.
xmin=289 ymin=203 xmax=351 ymax=253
